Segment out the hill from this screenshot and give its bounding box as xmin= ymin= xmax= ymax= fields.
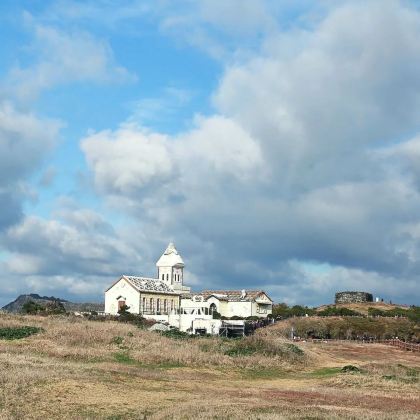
xmin=267 ymin=316 xmax=420 ymax=341
xmin=0 ymin=313 xmax=418 ymax=419
xmin=1 ymin=294 xmax=104 ymax=314
xmin=316 ymin=302 xmax=410 ymax=316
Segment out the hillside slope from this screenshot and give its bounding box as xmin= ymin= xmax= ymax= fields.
xmin=1 ymin=294 xmax=104 ymax=313
xmin=266 ymin=316 xmax=419 ymax=341
xmin=0 ymin=313 xmax=418 ymax=419
xmin=316 ymin=302 xmax=410 ymax=315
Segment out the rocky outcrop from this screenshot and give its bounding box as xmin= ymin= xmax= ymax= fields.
xmin=1 ymin=294 xmax=104 ymax=313
xmin=335 ymin=291 xmax=373 ymax=304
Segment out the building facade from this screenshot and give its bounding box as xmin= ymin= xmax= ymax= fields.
xmin=105 ymin=243 xmax=190 ymax=316
xmin=185 ymin=290 xmax=273 ymax=318
xmin=105 ymin=243 xmax=273 ymax=332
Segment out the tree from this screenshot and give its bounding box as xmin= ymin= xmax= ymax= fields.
xmin=22 ymin=300 xmax=45 ymax=315
xmin=118 ymin=304 xmax=131 ymax=315
xmin=45 ymin=300 xmax=66 ymax=315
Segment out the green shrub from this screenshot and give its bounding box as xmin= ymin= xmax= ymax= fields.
xmin=341 ymin=365 xmax=361 ymax=373
xmin=223 ymin=336 xmax=304 ymax=358
xmin=272 ymin=303 xmax=315 ymax=318
xmin=22 ymin=301 xmax=45 ymax=314
xmin=22 ymin=299 xmax=66 ymax=315
xmin=284 ymin=343 xmax=304 ymax=355
xmin=110 ymin=336 xmax=124 ymax=345
xmin=212 ymin=311 xmax=221 ymax=319
xmin=0 ymin=326 xmax=42 ymax=340
xmin=317 ymin=306 xmax=362 ymax=317
xmin=160 ymin=329 xmax=192 ymax=340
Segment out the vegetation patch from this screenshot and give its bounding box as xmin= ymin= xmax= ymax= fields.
xmin=159 ymin=329 xmax=193 ymax=340
xmin=310 ymin=367 xmax=343 ymax=377
xmin=317 ymin=306 xmax=362 ymax=317
xmin=284 ymin=343 xmax=304 ymax=355
xmin=242 ymin=367 xmax=285 ymax=379
xmin=270 ymin=316 xmax=419 ymax=341
xmin=113 ymin=352 xmax=185 ymax=369
xmin=220 ymin=336 xmax=305 ymax=359
xmin=341 ymin=365 xmax=361 ymax=373
xmin=22 ymin=300 xmax=66 ymax=315
xmin=114 ymin=352 xmax=137 ymax=365
xmin=368 ymin=306 xmax=420 ymax=323
xmin=0 ymin=326 xmax=43 ymax=340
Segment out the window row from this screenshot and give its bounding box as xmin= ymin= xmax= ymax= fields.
xmin=160 ymin=273 xmax=182 ymax=282
xmin=141 ymin=297 xmax=176 ymax=312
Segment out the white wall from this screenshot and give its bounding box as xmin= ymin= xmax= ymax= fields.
xmin=157 ymin=266 xmax=172 ymax=284
xmin=225 ymin=301 xmax=253 ymax=318
xmin=105 ymin=278 xmax=140 ymax=315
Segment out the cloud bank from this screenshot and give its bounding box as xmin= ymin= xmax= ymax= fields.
xmin=1 ymin=0 xmax=420 ymax=307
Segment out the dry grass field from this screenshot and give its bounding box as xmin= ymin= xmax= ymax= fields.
xmin=0 ymin=313 xmax=419 ymax=419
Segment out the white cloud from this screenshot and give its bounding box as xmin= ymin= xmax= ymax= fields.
xmin=3 ymin=1 xmax=420 ymax=306
xmin=81 ymin=115 xmax=264 ymax=199
xmin=81 ymin=126 xmax=175 ymax=196
xmin=5 ymin=22 xmax=135 ymax=101
xmin=0 ymin=102 xmax=60 ymax=231
xmin=77 ymin=1 xmax=420 ymax=305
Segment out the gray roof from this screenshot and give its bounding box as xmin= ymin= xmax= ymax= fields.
xmin=199 ymin=290 xmax=272 ymax=303
xmin=123 ymin=276 xmax=179 ymax=294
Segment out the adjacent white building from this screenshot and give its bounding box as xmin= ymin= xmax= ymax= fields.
xmin=104 ymin=242 xmax=273 ymax=333
xmin=183 ymin=290 xmax=273 ymax=318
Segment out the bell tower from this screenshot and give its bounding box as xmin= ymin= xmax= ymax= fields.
xmin=156 ymin=242 xmax=185 ymax=290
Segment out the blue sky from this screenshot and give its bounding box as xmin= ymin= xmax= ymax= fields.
xmin=1 ymin=0 xmax=420 ymax=308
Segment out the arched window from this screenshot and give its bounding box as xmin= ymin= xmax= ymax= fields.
xmin=162 ymin=274 xmax=164 ymax=280
xmin=209 ymin=303 xmax=217 ymax=314
xmin=163 ymin=299 xmax=167 ymax=312
xmin=170 ymin=300 xmax=174 ymax=311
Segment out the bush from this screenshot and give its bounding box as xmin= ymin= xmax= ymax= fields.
xmin=212 ymin=310 xmax=221 ymax=319
xmin=44 ymin=300 xmax=66 ymax=315
xmin=222 ymin=336 xmax=305 ymax=358
xmin=280 ymin=317 xmax=418 ymax=341
xmin=118 ymin=304 xmax=131 ymax=315
xmin=0 ymin=326 xmax=42 ymax=340
xmin=272 ymin=303 xmax=315 ymax=318
xmin=318 ymin=306 xmax=362 ymax=317
xmin=341 ymin=365 xmax=361 ymax=373
xmin=22 ymin=299 xmax=66 ymax=315
xmin=22 ymin=301 xmax=45 ymax=315
xmin=368 ymin=306 xmax=420 ymax=323
xmin=160 ymin=329 xmax=192 ymax=340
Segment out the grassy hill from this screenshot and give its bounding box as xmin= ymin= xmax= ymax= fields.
xmin=316 ymin=302 xmax=411 ymax=316
xmin=0 ymin=313 xmax=419 ymax=419
xmin=267 ymin=316 xmax=420 ymax=341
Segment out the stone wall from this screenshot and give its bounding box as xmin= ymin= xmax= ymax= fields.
xmin=335 ymin=291 xmax=373 ymax=304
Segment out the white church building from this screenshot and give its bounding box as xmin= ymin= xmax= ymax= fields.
xmin=104 ymin=243 xmax=273 ymax=333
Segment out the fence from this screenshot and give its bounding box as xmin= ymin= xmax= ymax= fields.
xmin=384 ymin=338 xmax=420 ymax=353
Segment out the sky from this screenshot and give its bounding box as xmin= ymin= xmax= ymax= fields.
xmin=1 ymin=0 xmax=420 ymax=308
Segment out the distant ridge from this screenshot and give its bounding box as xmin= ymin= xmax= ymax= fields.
xmin=1 ymin=294 xmax=104 ymax=313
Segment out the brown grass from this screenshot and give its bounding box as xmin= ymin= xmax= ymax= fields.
xmin=0 ymin=313 xmax=419 ymax=419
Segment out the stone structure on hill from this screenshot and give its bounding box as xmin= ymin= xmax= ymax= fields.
xmin=335 ymin=291 xmax=373 ymax=304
